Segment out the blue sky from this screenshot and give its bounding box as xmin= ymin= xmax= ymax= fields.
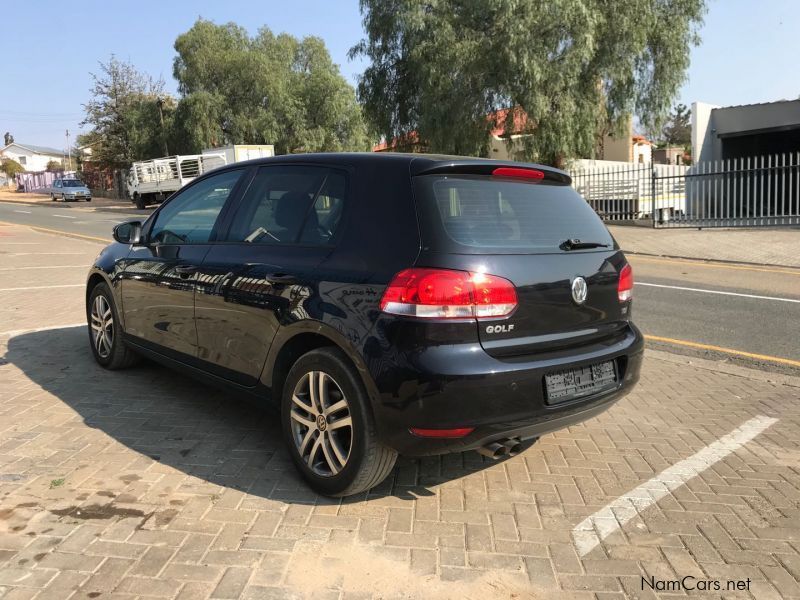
xmin=4 ymin=0 xmax=799 ymax=150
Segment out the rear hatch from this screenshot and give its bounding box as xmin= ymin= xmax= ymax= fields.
xmin=412 ymin=165 xmax=631 ymax=358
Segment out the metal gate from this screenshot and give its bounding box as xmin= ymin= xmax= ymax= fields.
xmin=570 ymin=152 xmax=800 ymax=228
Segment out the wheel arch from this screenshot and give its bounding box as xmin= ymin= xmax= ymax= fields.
xmin=85 ymin=270 xmax=109 ymax=302
xmin=85 ymin=268 xmax=126 ymax=328
xmin=262 ymin=323 xmax=380 ymax=413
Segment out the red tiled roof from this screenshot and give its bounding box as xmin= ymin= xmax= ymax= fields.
xmin=372 ymin=108 xmax=531 ymax=152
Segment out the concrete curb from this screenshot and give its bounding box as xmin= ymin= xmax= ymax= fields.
xmin=624 ymin=249 xmax=800 ymax=271
xmin=645 ymin=348 xmax=800 ymax=388
xmin=0 ymin=221 xmax=108 ymax=244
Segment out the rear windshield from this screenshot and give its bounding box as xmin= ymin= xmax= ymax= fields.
xmin=414 ymin=175 xmax=614 ymax=253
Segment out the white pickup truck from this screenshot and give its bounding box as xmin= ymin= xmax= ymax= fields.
xmin=127 ymin=153 xmax=227 ymax=209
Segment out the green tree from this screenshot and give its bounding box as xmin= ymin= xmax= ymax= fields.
xmin=0 ymin=159 xmax=24 ymax=177
xmin=352 ymin=0 xmax=706 ymax=166
xmin=82 ymin=55 xmax=176 ymax=167
xmin=661 ymin=103 xmax=692 ymax=146
xmin=45 ymin=159 xmax=63 ymax=172
xmin=172 ymin=19 xmax=369 ymax=154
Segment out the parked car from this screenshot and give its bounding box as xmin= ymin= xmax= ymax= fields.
xmin=85 ymin=153 xmax=643 ymax=497
xmin=50 ymin=178 xmax=91 ymax=202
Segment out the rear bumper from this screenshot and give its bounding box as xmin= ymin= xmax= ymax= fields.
xmin=368 ymin=324 xmax=644 ymax=456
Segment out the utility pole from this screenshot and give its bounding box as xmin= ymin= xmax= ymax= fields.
xmin=65 ymin=129 xmax=71 ymax=171
xmin=157 ymin=97 xmax=169 ymax=156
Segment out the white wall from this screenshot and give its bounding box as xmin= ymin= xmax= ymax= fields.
xmin=0 ymin=144 xmax=63 ymax=172
xmin=691 ymin=102 xmax=719 ymax=164
xmin=632 ymin=142 xmax=652 ymax=164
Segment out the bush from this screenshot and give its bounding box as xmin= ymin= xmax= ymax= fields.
xmin=0 ymin=159 xmax=24 ymax=178
xmin=46 ymin=160 xmax=63 ymax=172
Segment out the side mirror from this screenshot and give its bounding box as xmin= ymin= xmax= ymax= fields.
xmin=113 ymin=221 xmax=143 ymax=245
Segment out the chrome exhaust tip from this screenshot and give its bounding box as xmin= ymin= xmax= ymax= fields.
xmin=502 ymin=437 xmax=523 ymax=457
xmin=476 ymin=442 xmax=508 ymax=460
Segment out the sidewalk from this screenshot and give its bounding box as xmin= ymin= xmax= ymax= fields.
xmin=608 ymin=225 xmax=800 ymax=268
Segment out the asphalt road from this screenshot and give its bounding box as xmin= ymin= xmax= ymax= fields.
xmin=2 ymin=200 xmax=798 ymax=372
xmin=629 ymin=255 xmax=800 ymax=368
xmin=0 ymin=200 xmax=145 ymax=240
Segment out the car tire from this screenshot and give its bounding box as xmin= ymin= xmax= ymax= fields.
xmin=61 ymin=193 xmax=66 ymax=202
xmin=50 ymin=193 xmax=56 ymax=201
xmin=134 ymin=195 xmax=146 ymax=210
xmin=87 ymin=282 xmax=140 ymax=370
xmin=281 ymin=347 xmax=397 ymax=497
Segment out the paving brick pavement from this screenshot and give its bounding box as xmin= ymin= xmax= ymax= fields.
xmin=1 ymin=223 xmax=799 ymax=599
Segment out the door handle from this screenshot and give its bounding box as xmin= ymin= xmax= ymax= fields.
xmin=175 ymin=265 xmax=199 ymax=277
xmin=264 ymin=273 xmax=297 ymax=285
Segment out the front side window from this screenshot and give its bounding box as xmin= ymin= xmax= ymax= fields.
xmin=226 ymin=165 xmax=347 ymax=245
xmin=149 ymin=169 xmax=242 ymax=244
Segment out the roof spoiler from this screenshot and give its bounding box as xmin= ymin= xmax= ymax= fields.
xmin=411 ymin=160 xmax=571 ymax=185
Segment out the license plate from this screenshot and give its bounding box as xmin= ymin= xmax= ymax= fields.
xmin=545 ymin=360 xmax=617 ymax=403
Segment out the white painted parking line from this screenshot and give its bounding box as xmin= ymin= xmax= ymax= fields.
xmin=0 ymin=322 xmax=85 ymax=338
xmin=638 ymin=281 xmax=800 ymax=304
xmin=0 ymin=284 xmax=83 ymax=292
xmin=13 ymin=210 xmax=32 ymax=214
xmin=0 ymin=265 xmax=87 ymax=271
xmin=572 ymin=415 xmax=778 ymax=557
xmin=52 ymin=214 xmax=77 ymax=219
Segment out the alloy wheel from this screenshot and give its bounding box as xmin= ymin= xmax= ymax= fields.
xmin=90 ymin=295 xmax=114 ymax=359
xmin=289 ymin=371 xmax=353 ymax=476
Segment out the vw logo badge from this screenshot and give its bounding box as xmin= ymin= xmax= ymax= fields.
xmin=571 ymin=276 xmax=588 ymax=305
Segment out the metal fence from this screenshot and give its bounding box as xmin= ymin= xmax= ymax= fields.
xmin=569 ymin=152 xmax=800 ymax=228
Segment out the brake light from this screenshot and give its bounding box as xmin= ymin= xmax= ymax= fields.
xmin=492 ymin=167 xmax=545 ymax=180
xmin=410 ymin=427 xmax=475 ymax=438
xmin=380 ymin=268 xmax=517 ymax=319
xmin=618 ymin=264 xmax=633 ymax=302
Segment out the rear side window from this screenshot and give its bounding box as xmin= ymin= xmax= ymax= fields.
xmin=414 ymin=175 xmax=614 ymax=253
xmin=226 ymin=165 xmax=347 ymax=245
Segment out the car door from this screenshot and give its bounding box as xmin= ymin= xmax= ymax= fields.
xmin=119 ymin=168 xmax=245 ymax=359
xmin=194 ymin=164 xmax=349 ymax=386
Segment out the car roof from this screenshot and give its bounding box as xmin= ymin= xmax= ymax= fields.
xmin=221 ymin=152 xmax=569 ymax=179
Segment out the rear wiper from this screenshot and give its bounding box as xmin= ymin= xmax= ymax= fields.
xmin=559 ymin=238 xmax=610 ymax=251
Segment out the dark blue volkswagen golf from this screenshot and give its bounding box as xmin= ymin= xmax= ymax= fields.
xmin=86 ymin=153 xmax=643 ymax=496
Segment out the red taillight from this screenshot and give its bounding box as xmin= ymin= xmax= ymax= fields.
xmin=410 ymin=427 xmax=475 ymax=438
xmin=618 ymin=264 xmax=633 ymax=302
xmin=492 ymin=167 xmax=545 ymax=180
xmin=380 ymin=268 xmax=517 ymax=319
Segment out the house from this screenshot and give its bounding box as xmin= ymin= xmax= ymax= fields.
xmin=692 ymin=99 xmax=800 ymax=163
xmin=0 ymin=142 xmax=64 ymax=171
xmin=373 ymin=108 xmax=653 ymax=163
xmin=653 ymin=146 xmax=689 ymax=165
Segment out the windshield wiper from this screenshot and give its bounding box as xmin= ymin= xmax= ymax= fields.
xmin=559 ymin=238 xmax=609 ymax=251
